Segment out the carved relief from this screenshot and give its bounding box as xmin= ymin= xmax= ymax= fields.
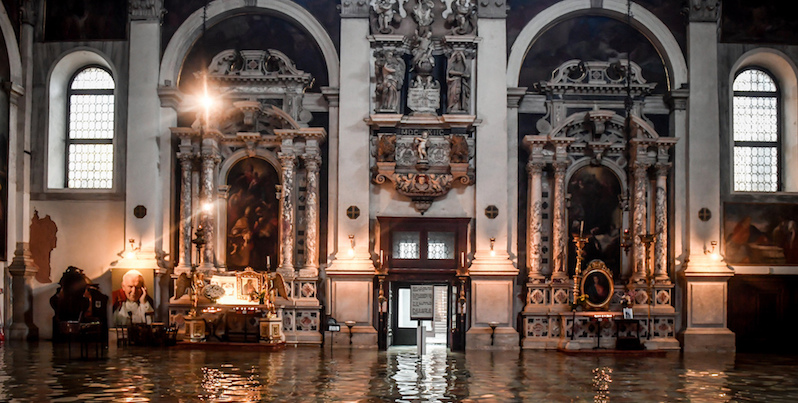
xmin=376 ymin=134 xmax=397 ymax=162
xmin=449 ymin=134 xmax=469 ymax=163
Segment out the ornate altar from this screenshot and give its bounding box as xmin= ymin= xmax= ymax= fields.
xmin=165 ymin=49 xmax=324 ymax=345
xmin=520 ymin=60 xmax=679 ymax=351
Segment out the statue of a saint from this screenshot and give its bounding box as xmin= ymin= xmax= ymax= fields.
xmin=372 ymin=0 xmax=401 ymax=34
xmin=376 ymin=50 xmax=405 ymax=113
xmin=446 ymin=51 xmax=470 ymax=113
xmin=411 ymin=30 xmax=435 ymax=88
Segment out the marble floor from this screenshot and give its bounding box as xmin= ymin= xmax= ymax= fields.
xmin=0 ymin=342 xmax=797 ymax=402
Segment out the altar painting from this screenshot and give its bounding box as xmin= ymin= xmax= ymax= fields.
xmin=724 ymin=202 xmax=798 ymax=265
xmin=226 ymin=158 xmax=279 ymax=271
xmin=567 ymin=166 xmax=622 ymax=278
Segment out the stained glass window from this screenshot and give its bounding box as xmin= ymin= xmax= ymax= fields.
xmin=67 ymin=67 xmax=114 ymax=189
xmin=733 ymin=69 xmax=779 ymax=192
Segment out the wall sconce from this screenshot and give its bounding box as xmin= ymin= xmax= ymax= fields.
xmin=488 ymin=321 xmax=499 ymax=346
xmin=705 ymin=241 xmax=719 ymax=260
xmin=125 ymin=238 xmax=140 ymax=259
xmin=489 ymin=237 xmax=496 ymax=256
xmin=345 ymin=320 xmax=356 ymax=345
xmin=348 ymin=234 xmax=355 ymax=257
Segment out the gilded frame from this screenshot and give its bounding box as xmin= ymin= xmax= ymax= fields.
xmin=580 ymin=260 xmax=614 ymax=310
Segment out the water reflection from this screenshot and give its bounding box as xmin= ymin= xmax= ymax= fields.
xmin=0 ymin=342 xmax=797 ymax=402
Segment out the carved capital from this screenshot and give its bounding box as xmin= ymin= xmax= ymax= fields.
xmin=341 ymin=0 xmax=370 ymax=18
xmin=552 ymin=161 xmax=568 ymax=175
xmin=278 ymin=152 xmax=297 ymax=168
xmin=477 ymin=0 xmax=507 ymax=19
xmin=129 ymin=0 xmax=164 ymax=21
xmin=687 ymin=0 xmax=720 ymax=23
xmin=20 ymin=0 xmax=36 ymax=26
xmin=655 ymin=162 xmax=671 ymax=178
xmin=303 ymin=153 xmax=322 ymax=172
xmin=526 ymin=161 xmax=545 ymax=177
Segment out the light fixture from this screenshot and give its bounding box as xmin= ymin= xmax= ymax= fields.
xmin=705 ymin=241 xmax=720 ymax=261
xmin=125 ymin=238 xmax=139 ymax=259
xmin=489 ymin=237 xmax=496 ymax=256
xmin=202 ymin=202 xmax=213 ymax=212
xmin=348 ymin=234 xmax=355 ymax=257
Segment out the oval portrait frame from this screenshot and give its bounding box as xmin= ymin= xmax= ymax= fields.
xmin=580 ymin=260 xmax=614 ymax=310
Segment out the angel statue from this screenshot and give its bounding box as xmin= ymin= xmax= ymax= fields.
xmin=262 ymin=272 xmax=289 ymax=318
xmin=189 ymin=272 xmax=206 ymax=317
xmin=371 ymin=0 xmax=408 ymax=34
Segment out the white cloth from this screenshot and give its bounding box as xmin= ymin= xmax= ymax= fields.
xmin=113 ymin=300 xmax=154 ymax=326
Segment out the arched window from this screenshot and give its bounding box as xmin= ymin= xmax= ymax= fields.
xmin=65 ymin=66 xmax=115 ymax=189
xmin=733 ymin=68 xmax=780 ymax=192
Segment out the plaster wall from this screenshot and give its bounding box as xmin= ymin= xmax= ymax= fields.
xmin=28 ymin=200 xmax=124 ymax=339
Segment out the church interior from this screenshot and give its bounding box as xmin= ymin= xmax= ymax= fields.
xmin=0 ymin=0 xmax=796 ymax=355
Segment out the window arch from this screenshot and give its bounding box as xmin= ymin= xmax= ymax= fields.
xmin=65 ymin=66 xmax=115 ymax=189
xmin=732 ymin=68 xmax=780 ymax=192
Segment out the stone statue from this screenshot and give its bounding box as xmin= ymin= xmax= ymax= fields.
xmin=376 ymin=134 xmax=397 ymax=162
xmin=445 ymin=0 xmax=476 ymax=35
xmin=446 ymin=51 xmax=470 ymax=113
xmin=414 ymin=131 xmax=429 ymax=161
xmin=449 ymin=134 xmax=469 ymax=163
xmin=375 ymin=50 xmax=405 ymax=113
xmin=411 ymin=30 xmax=435 ymax=88
xmin=412 ymin=0 xmax=435 ymax=34
xmin=371 ymin=0 xmax=408 ymax=34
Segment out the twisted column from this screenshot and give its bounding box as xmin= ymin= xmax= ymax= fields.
xmin=654 ymin=163 xmax=671 ymax=283
xmin=302 ymin=152 xmax=322 ymax=277
xmin=526 ymin=161 xmax=546 ymax=282
xmin=551 ymin=161 xmax=569 ymax=282
xmin=278 ymin=152 xmax=297 ymax=274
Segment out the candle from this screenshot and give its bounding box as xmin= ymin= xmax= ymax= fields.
xmin=379 ymin=250 xmax=384 ymax=269
xmin=460 ymin=251 xmax=466 ymax=269
xmin=266 ymin=255 xmax=271 ymax=270
xmin=580 ymin=221 xmax=584 ymax=237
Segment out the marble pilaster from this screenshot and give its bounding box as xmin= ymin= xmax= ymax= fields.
xmin=550 ymin=160 xmax=569 ymax=283
xmin=200 ymin=152 xmax=219 ymax=269
xmin=631 ymin=161 xmax=649 ymax=283
xmin=526 ymin=160 xmax=546 ymax=283
xmin=176 ymin=152 xmax=194 ymax=274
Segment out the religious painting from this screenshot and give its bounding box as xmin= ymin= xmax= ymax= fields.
xmin=581 ymin=261 xmax=614 ymax=309
xmin=44 ymin=0 xmax=127 ymax=41
xmin=567 ymin=166 xmax=622 ymax=278
xmin=209 ymin=275 xmax=237 ymax=301
xmin=724 ymin=202 xmax=798 ymax=265
xmin=236 ymin=268 xmax=262 ymax=300
xmin=721 ymin=1 xmax=798 ymax=45
xmin=110 ymin=268 xmax=155 ymax=327
xmin=226 ymin=157 xmax=280 ymax=271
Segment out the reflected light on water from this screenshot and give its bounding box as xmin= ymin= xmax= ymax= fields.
xmin=0 ymin=343 xmax=797 ymax=401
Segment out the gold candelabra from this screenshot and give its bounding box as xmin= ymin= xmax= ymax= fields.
xmin=572 ymin=232 xmax=589 ymax=303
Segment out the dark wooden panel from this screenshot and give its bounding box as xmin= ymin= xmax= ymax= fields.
xmin=728 ymin=275 xmax=798 ymax=353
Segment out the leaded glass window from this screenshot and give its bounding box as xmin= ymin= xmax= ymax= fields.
xmin=392 ymin=231 xmax=420 ymax=259
xmin=427 ymin=232 xmax=455 ymax=260
xmin=733 ymin=68 xmax=779 ymax=192
xmin=66 ymin=67 xmax=115 ymax=189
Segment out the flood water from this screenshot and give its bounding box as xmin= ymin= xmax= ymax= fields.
xmin=1 ymin=342 xmax=797 ymax=402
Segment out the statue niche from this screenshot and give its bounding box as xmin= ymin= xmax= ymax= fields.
xmin=226 ymin=157 xmax=280 ymax=271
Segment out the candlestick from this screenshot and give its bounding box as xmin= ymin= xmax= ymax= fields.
xmin=580 ymin=221 xmax=584 ymax=237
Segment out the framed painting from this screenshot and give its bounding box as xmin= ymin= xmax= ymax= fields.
xmin=580 ymin=260 xmax=614 ymax=310
xmin=236 ymin=268 xmax=262 ymax=300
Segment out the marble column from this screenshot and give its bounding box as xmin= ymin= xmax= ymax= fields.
xmin=654 ymin=162 xmax=671 ymax=283
xmin=177 ymin=152 xmax=194 ymax=273
xmin=278 ymin=152 xmax=297 ymax=276
xmin=8 ymin=0 xmax=37 ymax=340
xmin=301 ymin=151 xmax=322 ymax=277
xmin=526 ymin=160 xmax=546 ymax=282
xmin=200 ymin=152 xmax=219 ymax=269
xmin=551 ymin=160 xmax=569 ymax=282
xmin=631 ymin=161 xmax=649 ymax=283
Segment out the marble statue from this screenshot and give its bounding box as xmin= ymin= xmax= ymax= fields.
xmin=371 ymin=0 xmax=408 ymax=34
xmin=375 ymin=50 xmax=406 ymax=113
xmin=446 ymin=51 xmax=470 ymax=113
xmin=414 ymin=131 xmax=429 ymax=161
